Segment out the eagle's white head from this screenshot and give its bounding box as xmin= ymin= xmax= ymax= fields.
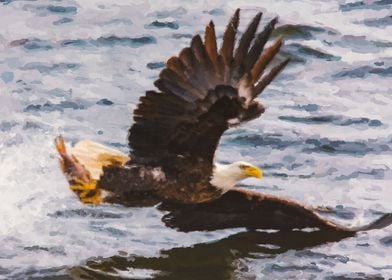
xmin=210 ymin=161 xmax=263 ymax=192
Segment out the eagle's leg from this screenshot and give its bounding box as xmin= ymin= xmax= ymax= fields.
xmin=55 ymin=136 xmax=102 ymax=204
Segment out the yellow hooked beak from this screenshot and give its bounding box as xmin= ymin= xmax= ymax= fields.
xmin=242 ymin=166 xmax=263 ymax=179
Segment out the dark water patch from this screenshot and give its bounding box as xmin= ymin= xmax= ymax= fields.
xmin=105 ymin=18 xmax=133 ymax=26
xmin=93 ymin=35 xmax=157 ymax=47
xmin=333 ymin=65 xmax=392 ymax=79
xmin=267 ymin=263 xmax=322 ymax=273
xmin=47 ymin=5 xmax=77 ymax=14
xmin=356 ymin=242 xmax=370 ymax=247
xmin=295 ymin=250 xmax=349 ymax=263
xmin=372 ymin=40 xmax=392 ymax=48
xmin=279 ymin=115 xmax=382 ymax=127
xmin=53 ymin=17 xmax=73 ymax=25
xmin=272 ymin=24 xmax=330 ymax=40
xmin=146 ymin=20 xmax=179 ymax=30
xmin=106 ymin=142 xmax=128 ymax=150
xmin=49 ymin=208 xmax=124 ymax=219
xmin=316 ymin=205 xmax=357 ymax=220
xmin=23 ymin=121 xmax=51 ymax=131
xmin=172 ymin=33 xmax=193 ymax=39
xmin=96 ymin=98 xmax=113 ymax=106
xmin=340 ymin=0 xmax=392 ymax=12
xmin=47 ymin=88 xmax=73 ymax=98
xmin=205 ymin=8 xmax=225 ymax=15
xmin=8 ymin=266 xmax=70 ymax=280
xmin=261 ymin=162 xmax=285 ymax=170
xmin=303 ymin=138 xmax=383 ymax=156
xmin=380 ymin=236 xmax=392 ymax=247
xmin=1 ymin=71 xmax=14 ymax=83
xmin=9 ymin=38 xmax=29 ymax=47
xmin=0 ymin=121 xmax=18 ymax=132
xmin=0 ymin=0 xmax=13 ymax=5
xmin=361 ymin=15 xmax=392 ymax=27
xmin=23 ymin=245 xmax=66 ymax=256
xmin=285 ymin=43 xmax=340 ymax=61
xmin=282 ymin=103 xmax=320 ymax=112
xmin=152 ymin=7 xmax=187 ymax=19
xmin=368 ymin=209 xmax=386 ymax=216
xmin=24 ymin=100 xmax=86 ymax=113
xmin=14 ymin=36 xmax=156 ymax=51
xmin=229 ymin=134 xmax=390 ymax=156
xmin=276 ymin=50 xmax=306 ymax=64
xmin=336 ymin=168 xmax=386 ymax=180
xmin=60 ymin=39 xmax=87 ymax=47
xmin=15 ymin=38 xmax=54 ymax=51
xmin=21 ymin=62 xmax=80 ymax=74
xmin=268 ymin=172 xmax=289 ymax=178
xmin=229 ymin=133 xmax=298 ymax=150
xmin=147 ymin=61 xmax=165 ymax=69
xmin=23 ymin=4 xmax=77 ymax=17
xmin=90 ymin=223 xmax=128 ymax=237
xmin=326 ymin=272 xmax=384 ymax=280
xmin=337 ymin=35 xmax=391 ymax=53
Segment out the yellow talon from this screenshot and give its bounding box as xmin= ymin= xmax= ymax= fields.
xmin=69 ymin=179 xmax=102 ymax=205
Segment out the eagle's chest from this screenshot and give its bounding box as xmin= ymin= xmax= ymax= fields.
xmin=154 ymin=160 xmax=223 ymax=204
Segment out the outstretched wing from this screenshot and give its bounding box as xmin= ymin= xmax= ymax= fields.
xmin=129 ymin=9 xmax=289 ymax=162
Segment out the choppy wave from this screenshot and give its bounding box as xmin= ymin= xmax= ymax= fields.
xmin=11 ymin=35 xmax=157 ymax=51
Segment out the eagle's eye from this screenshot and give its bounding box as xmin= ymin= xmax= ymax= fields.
xmin=239 ymin=164 xmax=248 ymax=170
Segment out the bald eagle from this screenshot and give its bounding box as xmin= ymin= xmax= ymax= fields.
xmin=56 ymin=9 xmax=392 ymax=233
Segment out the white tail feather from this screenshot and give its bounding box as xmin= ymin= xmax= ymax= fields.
xmin=70 ymin=140 xmax=129 ymax=180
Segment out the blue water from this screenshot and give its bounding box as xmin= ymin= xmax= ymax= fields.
xmin=0 ymin=0 xmax=391 ymax=279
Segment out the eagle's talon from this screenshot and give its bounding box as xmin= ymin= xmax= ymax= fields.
xmin=69 ymin=179 xmax=102 ymax=205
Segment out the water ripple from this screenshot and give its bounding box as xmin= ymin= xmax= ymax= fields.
xmin=286 ymin=43 xmax=340 ymax=61
xmin=146 ymin=20 xmax=179 ymax=30
xmin=24 ymin=100 xmax=86 ymax=113
xmin=230 ymin=133 xmax=391 ymax=156
xmin=146 ymin=61 xmax=165 ymax=69
xmin=295 ymin=250 xmax=349 ymax=264
xmin=340 ymin=0 xmax=392 ymax=12
xmin=281 ymin=103 xmax=320 ymax=112
xmin=303 ymin=138 xmax=390 ymax=155
xmin=333 ymin=65 xmax=392 ymax=79
xmin=21 ymin=62 xmax=80 ymax=74
xmin=272 ymin=24 xmax=330 ymax=40
xmin=279 ymin=115 xmax=382 ymax=127
xmin=49 ymin=208 xmax=125 ymax=219
xmin=53 ymin=17 xmax=73 ymax=26
xmin=267 ymin=263 xmax=322 ymax=273
xmin=94 ymin=35 xmax=157 ymax=47
xmin=336 ymin=168 xmax=387 ymax=180
xmin=11 ymin=36 xmax=157 ymax=51
xmin=23 ymin=245 xmax=66 ymax=256
xmin=23 ymin=4 xmax=77 ymax=16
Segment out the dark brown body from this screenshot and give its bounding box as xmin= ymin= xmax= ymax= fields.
xmin=99 ymin=157 xmax=223 ymax=206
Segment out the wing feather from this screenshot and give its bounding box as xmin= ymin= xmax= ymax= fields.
xmin=128 ymin=9 xmax=289 ymax=162
xmin=244 ymin=17 xmax=278 ymax=73
xmin=220 ymin=9 xmax=240 ymax=66
xmin=232 ymin=12 xmax=262 ymax=81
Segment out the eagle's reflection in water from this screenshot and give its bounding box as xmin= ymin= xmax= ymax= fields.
xmin=69 ymin=229 xmax=353 ymax=279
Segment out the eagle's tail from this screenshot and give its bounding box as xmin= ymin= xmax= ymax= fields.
xmin=69 ymin=139 xmax=128 ymax=180
xmin=55 ymin=136 xmax=128 ymax=204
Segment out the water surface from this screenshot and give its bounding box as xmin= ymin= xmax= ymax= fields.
xmin=0 ymin=0 xmax=391 ymax=279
